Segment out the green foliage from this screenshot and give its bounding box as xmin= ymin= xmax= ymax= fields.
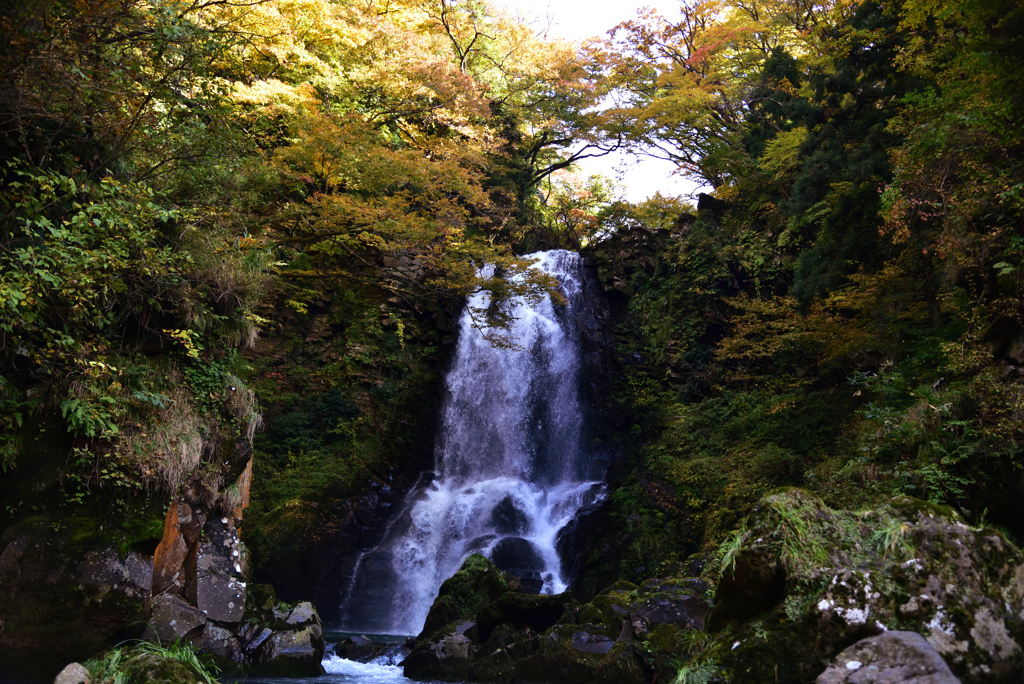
xmin=0 ymin=166 xmax=183 ymax=372
xmin=84 ymin=639 xmax=220 ymax=684
xmin=671 ymin=660 xmax=719 ymax=684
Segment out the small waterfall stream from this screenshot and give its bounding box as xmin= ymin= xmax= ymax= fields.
xmin=339 ymin=250 xmax=603 ymax=635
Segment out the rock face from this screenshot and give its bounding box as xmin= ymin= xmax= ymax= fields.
xmin=817 ymin=631 xmax=962 ymax=684
xmin=699 ymin=490 xmax=1024 ymax=683
xmin=402 ymin=555 xmax=711 ymax=683
xmin=141 ymin=498 xmax=325 ymax=677
xmin=0 ymin=529 xmax=153 ymax=681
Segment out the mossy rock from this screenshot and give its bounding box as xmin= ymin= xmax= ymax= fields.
xmin=698 ymin=488 xmax=1024 ymax=683
xmin=123 ymin=653 xmax=209 ymax=684
xmin=579 ymin=585 xmax=633 ymax=639
xmin=512 ymin=624 xmax=609 ymax=684
xmin=419 ymin=554 xmax=510 ymax=639
xmin=511 ymin=624 xmax=648 ymax=684
xmin=475 ymin=591 xmax=576 ymax=643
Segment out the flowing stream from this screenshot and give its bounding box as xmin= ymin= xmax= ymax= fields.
xmin=338 ymin=250 xmax=603 ymax=636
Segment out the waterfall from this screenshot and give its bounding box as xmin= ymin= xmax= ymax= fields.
xmin=339 ymin=250 xmax=603 ymax=636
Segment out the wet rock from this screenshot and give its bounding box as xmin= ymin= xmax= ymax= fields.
xmin=249 ymin=623 xmax=326 ymax=676
xmin=488 ymin=497 xmax=530 ymax=535
xmin=403 ymin=631 xmax=473 ymax=681
xmin=141 ymin=593 xmax=206 ymax=643
xmin=418 ymin=554 xmax=510 ymax=638
xmin=817 ymin=631 xmax=962 ymax=683
xmin=53 ymin=662 xmax=90 ymax=684
xmin=570 ymin=630 xmax=614 ymax=654
xmin=475 ymin=591 xmax=575 ymax=642
xmin=273 ymin=600 xmax=318 ymax=628
xmin=490 ymin=538 xmax=544 ymax=594
xmin=335 ymin=634 xmax=374 ymax=661
xmin=629 ymin=578 xmax=710 ymax=636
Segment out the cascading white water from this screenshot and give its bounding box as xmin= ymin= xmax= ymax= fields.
xmin=339 ymin=250 xmax=603 ymax=635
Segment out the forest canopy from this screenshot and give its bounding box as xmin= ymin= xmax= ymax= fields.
xmin=1 ymin=0 xmax=1023 ymax=542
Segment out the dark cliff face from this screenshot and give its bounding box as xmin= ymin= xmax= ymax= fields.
xmin=573 ymin=255 xmax=624 ymax=480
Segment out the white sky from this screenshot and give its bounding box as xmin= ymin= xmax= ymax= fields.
xmin=501 ymin=0 xmax=706 ymax=203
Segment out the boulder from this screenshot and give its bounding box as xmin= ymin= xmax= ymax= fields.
xmin=403 ymin=630 xmax=474 ymax=681
xmin=190 ymin=623 xmax=243 ymax=661
xmin=79 ymin=548 xmax=153 ymax=598
xmin=122 ymin=652 xmax=209 ymax=684
xmin=194 ymin=568 xmax=245 ymax=623
xmin=233 ymin=599 xmax=325 ymax=676
xmin=249 ymin=623 xmax=326 ymax=676
xmin=488 ymin=496 xmax=530 ymax=535
xmin=513 ymin=624 xmax=647 ymax=684
xmin=570 ymin=630 xmax=614 ymax=654
xmin=405 ymin=563 xmax=673 ymax=684
xmin=418 ymin=554 xmax=510 ymax=638
xmin=817 ymin=631 xmax=962 ymax=683
xmin=142 ymin=593 xmax=206 ymax=643
xmin=53 ymin=663 xmax=90 ymax=684
xmin=490 ymin=538 xmax=544 ymax=593
xmin=273 ymin=600 xmax=319 ymax=628
xmin=700 ymin=490 xmax=1024 ymax=683
xmin=577 ymin=581 xmax=637 ymax=637
xmin=335 ymin=634 xmax=374 ymax=661
xmin=475 ymin=591 xmax=575 ymax=643
xmin=628 ymin=578 xmax=710 ymax=637
xmin=192 ymin=517 xmax=246 ymax=623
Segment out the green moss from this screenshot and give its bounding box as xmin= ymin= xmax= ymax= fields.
xmin=419 ymin=554 xmax=510 ymax=638
xmin=85 ymin=640 xmax=219 ymax=684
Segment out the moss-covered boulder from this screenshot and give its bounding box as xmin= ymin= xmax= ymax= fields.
xmin=693 ymin=489 xmax=1024 ymax=683
xmin=475 ymin=591 xmax=578 ymax=643
xmin=404 ymin=556 xmax=712 ymax=684
xmin=0 ymin=523 xmax=153 ymax=681
xmin=629 ymin=577 xmax=710 ymax=636
xmin=121 ymin=653 xmax=210 ymax=684
xmin=512 ymin=624 xmax=647 ymax=684
xmin=418 ymin=554 xmax=510 ymax=638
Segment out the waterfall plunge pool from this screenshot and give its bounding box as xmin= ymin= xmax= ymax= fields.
xmin=228 ymin=636 xmax=444 ymax=684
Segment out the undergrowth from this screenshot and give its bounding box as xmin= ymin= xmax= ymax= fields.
xmin=85 ymin=639 xmax=220 ymax=684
